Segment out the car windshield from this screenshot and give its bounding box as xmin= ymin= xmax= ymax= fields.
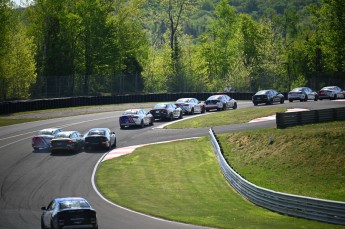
xmin=123 ymin=110 xmax=138 ymax=115
xmin=322 ymin=86 xmax=335 ymax=90
xmin=88 ymin=130 xmax=105 ymax=136
xmin=207 ymin=95 xmax=221 ymax=100
xmin=255 ymin=90 xmax=268 ymax=95
xmin=56 ymin=133 xmax=71 ymax=138
xmin=38 ymin=130 xmax=55 ymax=135
xmin=291 ymin=88 xmax=303 ymax=92
xmin=59 ymin=200 xmax=90 ymax=210
xmin=176 ymin=99 xmax=189 ymax=103
xmin=153 ymin=104 xmax=167 ymax=109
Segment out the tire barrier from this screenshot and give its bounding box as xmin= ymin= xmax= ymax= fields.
xmin=276 ymin=107 xmax=345 ymax=128
xmin=209 ymin=128 xmax=345 ymax=225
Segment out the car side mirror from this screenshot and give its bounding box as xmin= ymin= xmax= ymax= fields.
xmin=112 ymin=132 xmax=115 ymax=134
xmin=41 ymin=207 xmax=47 ymax=211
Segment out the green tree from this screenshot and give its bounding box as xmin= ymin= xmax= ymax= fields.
xmin=3 ymin=22 xmax=37 ymax=99
xmin=196 ymin=0 xmax=239 ymax=91
xmin=319 ymin=0 xmax=345 ymax=72
xmin=0 ymin=0 xmax=12 ymax=99
xmin=0 ymin=1 xmax=36 ymax=100
xmin=146 ymin=0 xmax=200 ymax=92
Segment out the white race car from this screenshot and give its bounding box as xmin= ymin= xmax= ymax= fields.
xmin=119 ymin=109 xmax=154 ymax=129
xmin=32 ymin=128 xmax=64 ymax=151
xmin=175 ymin=98 xmax=206 ymax=115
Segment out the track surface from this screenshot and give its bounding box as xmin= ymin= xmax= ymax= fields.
xmin=0 ymin=100 xmax=344 ymax=229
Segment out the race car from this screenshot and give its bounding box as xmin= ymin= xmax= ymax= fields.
xmin=175 ymin=98 xmax=206 ymax=115
xmin=119 ymin=109 xmax=154 ymax=129
xmin=150 ymin=103 xmax=183 ymax=121
xmin=32 ymin=128 xmax=64 ymax=151
xmin=205 ymin=94 xmax=237 ymax=111
xmin=318 ymin=86 xmax=345 ymax=100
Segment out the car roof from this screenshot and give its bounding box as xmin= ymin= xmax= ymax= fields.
xmin=55 ymin=197 xmax=87 ymax=202
xmin=123 ymin=109 xmax=141 ymax=114
xmin=207 ymin=95 xmax=224 ymax=99
xmin=88 ymin=128 xmax=110 ymax=131
xmin=176 ymin=98 xmax=194 ymax=101
xmin=56 ymin=131 xmax=76 ymax=135
xmin=291 ymin=87 xmax=306 ymax=91
xmin=321 ymin=86 xmax=337 ymax=89
xmin=40 ymin=128 xmax=61 ymax=132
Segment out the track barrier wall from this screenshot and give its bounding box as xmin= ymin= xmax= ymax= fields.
xmin=209 ymin=128 xmax=345 ymax=225
xmin=276 ymin=107 xmax=345 ymax=128
xmin=0 ymin=92 xmax=258 ymax=115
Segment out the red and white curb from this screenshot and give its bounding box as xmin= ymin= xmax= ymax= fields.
xmin=248 ymin=108 xmax=309 ymax=123
xmin=102 ymin=137 xmax=199 ymax=162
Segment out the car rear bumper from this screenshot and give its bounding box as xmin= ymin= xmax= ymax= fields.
xmin=288 ymin=95 xmax=305 ymax=100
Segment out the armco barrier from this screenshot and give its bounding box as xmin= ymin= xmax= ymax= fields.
xmin=209 ymin=128 xmax=345 ymax=225
xmin=276 ymin=107 xmax=345 ymax=128
xmin=0 ymin=92 xmax=255 ymax=115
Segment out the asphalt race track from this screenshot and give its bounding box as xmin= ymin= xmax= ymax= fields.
xmin=0 ymin=100 xmax=344 ymax=229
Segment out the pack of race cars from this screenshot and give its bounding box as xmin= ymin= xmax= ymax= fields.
xmin=33 ymin=85 xmax=345 ymax=152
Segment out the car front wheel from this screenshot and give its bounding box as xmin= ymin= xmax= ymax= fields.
xmin=233 ymin=103 xmax=237 ymax=109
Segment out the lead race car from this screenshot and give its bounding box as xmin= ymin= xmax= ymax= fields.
xmin=31 ymin=128 xmax=64 ymax=151
xmin=119 ymin=109 xmax=154 ymax=129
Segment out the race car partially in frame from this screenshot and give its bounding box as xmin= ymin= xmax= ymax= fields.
xmin=318 ymin=86 xmax=345 ymax=100
xmin=32 ymin=128 xmax=64 ymax=151
xmin=175 ymin=98 xmax=206 ymax=115
xmin=119 ymin=109 xmax=154 ymax=129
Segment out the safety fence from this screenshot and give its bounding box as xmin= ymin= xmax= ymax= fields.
xmin=209 ymin=128 xmax=345 ymax=225
xmin=0 ymin=92 xmax=256 ymax=115
xmin=276 ymin=107 xmax=345 ymax=128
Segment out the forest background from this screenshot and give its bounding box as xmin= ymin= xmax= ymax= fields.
xmin=0 ymin=0 xmax=344 ymax=100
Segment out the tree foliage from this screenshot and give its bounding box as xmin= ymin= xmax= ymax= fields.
xmin=1 ymin=0 xmax=344 ymax=100
xmin=0 ymin=1 xmax=36 ymax=100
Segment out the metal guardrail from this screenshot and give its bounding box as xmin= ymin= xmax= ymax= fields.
xmin=209 ymin=128 xmax=345 ymax=225
xmin=276 ymin=107 xmax=345 ymax=128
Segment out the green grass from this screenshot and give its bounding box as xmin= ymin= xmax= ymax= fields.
xmin=96 ymin=134 xmax=343 ymax=228
xmin=0 ymin=118 xmax=41 ymax=126
xmin=218 ymin=121 xmax=345 ymax=201
xmin=166 ymin=107 xmax=288 ymax=128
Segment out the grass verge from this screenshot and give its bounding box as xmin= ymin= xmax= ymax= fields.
xmin=96 ymin=135 xmax=342 ymax=228
xmin=0 ymin=118 xmax=41 ymax=127
xmin=219 ymin=121 xmax=345 ymax=201
xmin=166 ymin=107 xmax=288 ymax=129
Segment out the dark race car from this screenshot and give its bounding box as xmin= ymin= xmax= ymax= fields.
xmin=41 ymin=197 xmax=98 ymax=229
xmin=50 ymin=131 xmax=84 ymax=153
xmin=205 ymin=94 xmax=237 ymax=111
xmin=150 ymin=103 xmax=183 ymax=121
xmin=252 ymin=89 xmax=285 ymax=105
xmin=84 ymin=128 xmax=116 ymax=150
